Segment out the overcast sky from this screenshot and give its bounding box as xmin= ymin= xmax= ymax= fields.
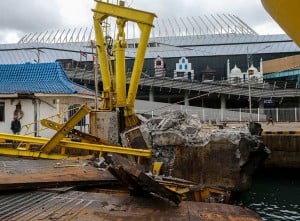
xmin=0 ymin=0 xmax=284 ymax=44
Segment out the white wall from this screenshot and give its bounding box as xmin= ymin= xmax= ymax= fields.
xmin=0 ymin=96 xmax=94 ymax=138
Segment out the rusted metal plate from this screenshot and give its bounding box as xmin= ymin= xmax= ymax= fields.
xmin=0 ymin=157 xmax=116 ymax=191
xmin=123 ymin=126 xmax=150 ymax=148
xmin=108 ymin=154 xmax=183 ymax=205
xmin=0 ymin=190 xmax=262 ymax=221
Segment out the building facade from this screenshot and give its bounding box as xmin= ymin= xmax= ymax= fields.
xmin=0 ymin=62 xmax=95 ymax=137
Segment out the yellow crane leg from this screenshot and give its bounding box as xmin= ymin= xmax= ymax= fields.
xmin=115 ymin=39 xmax=127 ymax=107
xmin=94 ymin=18 xmax=112 ymax=92
xmin=127 ymin=24 xmax=152 ymax=108
xmin=41 ymin=104 xmax=91 ymax=153
xmin=93 ymin=0 xmax=156 ymax=117
xmin=93 ymin=17 xmax=113 ymax=110
xmin=125 ymin=24 xmax=153 ymax=128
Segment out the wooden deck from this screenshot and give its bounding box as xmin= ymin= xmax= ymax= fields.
xmin=0 ymin=190 xmax=262 ymax=221
xmin=0 ymin=156 xmax=117 ymax=191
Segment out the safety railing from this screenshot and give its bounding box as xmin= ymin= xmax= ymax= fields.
xmin=136 ymin=107 xmax=300 ymax=123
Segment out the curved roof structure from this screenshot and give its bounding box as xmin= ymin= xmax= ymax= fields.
xmin=17 ymin=15 xmax=256 ymax=44
xmin=0 ymin=34 xmax=299 ymax=64
xmin=141 ymin=34 xmax=300 ymax=58
xmin=0 ymin=62 xmax=94 ymax=95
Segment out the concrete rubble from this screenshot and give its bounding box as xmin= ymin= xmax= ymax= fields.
xmin=138 ymin=110 xmax=270 ymax=192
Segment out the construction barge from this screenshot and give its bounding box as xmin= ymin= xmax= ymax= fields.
xmin=0 ymin=0 xmax=282 ymax=220
xmin=0 ymin=108 xmax=267 ymax=220
xmin=0 ymin=155 xmax=263 ymax=221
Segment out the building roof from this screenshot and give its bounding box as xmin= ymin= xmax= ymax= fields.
xmin=131 ymin=34 xmax=300 ymax=58
xmin=0 ymin=62 xmax=95 ymax=95
xmin=0 ymin=42 xmax=93 ymax=64
xmin=0 ymin=34 xmax=299 ymax=64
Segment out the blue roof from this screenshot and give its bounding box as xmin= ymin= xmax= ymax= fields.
xmin=0 ymin=62 xmax=94 ymax=95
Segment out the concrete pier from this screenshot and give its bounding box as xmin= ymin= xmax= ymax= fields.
xmin=260 ymin=122 xmax=300 ymax=168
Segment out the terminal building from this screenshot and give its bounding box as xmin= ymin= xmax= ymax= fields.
xmin=0 ymin=15 xmax=300 ymax=120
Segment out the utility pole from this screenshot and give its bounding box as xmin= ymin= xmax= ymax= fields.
xmin=91 ymin=40 xmax=99 ymax=110
xmin=248 ymin=68 xmax=254 ymax=122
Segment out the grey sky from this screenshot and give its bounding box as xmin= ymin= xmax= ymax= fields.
xmin=0 ymin=0 xmax=283 ymax=43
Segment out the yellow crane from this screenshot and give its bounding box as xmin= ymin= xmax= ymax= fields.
xmin=0 ymin=1 xmax=156 ymax=159
xmin=93 ymin=0 xmax=156 ymax=129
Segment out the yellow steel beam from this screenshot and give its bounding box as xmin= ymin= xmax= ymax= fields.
xmin=0 ymin=147 xmax=67 ymax=160
xmin=41 ymin=104 xmax=91 ymax=153
xmin=0 ymin=133 xmax=151 ymax=158
xmin=59 ymin=140 xmax=151 ymax=158
xmin=93 ymin=1 xmax=156 ymax=26
xmin=0 ymin=133 xmax=48 ymax=144
xmin=41 ymin=119 xmax=61 ymax=130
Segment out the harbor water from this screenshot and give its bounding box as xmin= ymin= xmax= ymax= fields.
xmin=239 ymin=168 xmax=300 ymax=221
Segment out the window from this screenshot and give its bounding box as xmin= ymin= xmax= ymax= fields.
xmin=156 ymin=60 xmax=162 ymax=66
xmin=68 ymin=104 xmax=86 ymax=126
xmin=176 ymin=72 xmax=185 ymax=78
xmin=0 ymin=102 xmax=4 ymax=122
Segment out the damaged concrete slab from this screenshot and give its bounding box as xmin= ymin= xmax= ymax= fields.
xmin=137 ymin=111 xmax=270 ymax=192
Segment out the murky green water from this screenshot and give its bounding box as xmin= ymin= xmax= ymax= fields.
xmin=239 ymin=169 xmax=300 ymax=221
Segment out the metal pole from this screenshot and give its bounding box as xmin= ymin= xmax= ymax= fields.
xmin=248 ymin=75 xmax=252 ymax=122
xmin=94 ymin=53 xmax=99 ymax=110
